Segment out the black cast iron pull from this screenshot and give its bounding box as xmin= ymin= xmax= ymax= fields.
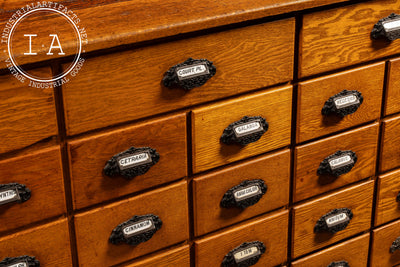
xmin=314 ymin=208 xmax=353 ymax=234
xmin=0 ymin=255 xmax=40 ymax=267
xmin=104 ymin=146 xmax=160 ymax=179
xmin=162 ymin=58 xmax=216 ymax=90
xmin=109 ymin=214 xmax=162 ymax=246
xmin=317 ymin=150 xmax=357 ymax=177
xmin=321 ymin=90 xmax=363 ymax=118
xmin=0 ymin=183 xmax=31 ymax=206
xmin=220 ymin=116 xmax=269 ymax=146
xmin=327 ymin=261 xmax=350 ymax=267
xmin=221 ymin=241 xmax=266 ymax=267
xmin=396 ymin=191 xmax=400 ymax=202
xmin=371 ymin=13 xmax=400 ymax=41
xmin=220 ymin=180 xmax=267 ymax=209
xmin=390 ymin=237 xmax=400 ymax=253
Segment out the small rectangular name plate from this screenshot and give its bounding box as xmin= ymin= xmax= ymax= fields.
xmin=233 ymin=120 xmax=263 ymax=138
xmin=8 ymin=261 xmax=28 ymax=267
xmin=122 ymin=219 xmax=155 ymax=238
xmin=0 ymin=187 xmax=20 ymax=205
xmin=117 ymin=151 xmax=152 ymax=170
xmin=325 ymin=213 xmax=349 ymax=227
xmin=328 ymin=155 xmax=353 ymax=170
xmin=176 ymin=63 xmax=209 ymax=80
xmin=383 ymin=18 xmax=400 ymax=33
xmin=233 ymin=185 xmax=261 ymax=201
xmin=333 ymin=94 xmax=359 ymax=109
xmin=233 ymin=246 xmax=260 ymax=263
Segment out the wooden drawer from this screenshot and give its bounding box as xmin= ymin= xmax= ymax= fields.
xmin=63 ymin=19 xmax=295 ymax=135
xmin=385 ymin=58 xmax=400 ymax=116
xmin=0 ymin=146 xmax=66 ymax=233
xmin=68 ymin=113 xmax=187 ymax=209
xmin=193 ymin=149 xmax=290 ymax=236
xmin=297 ymin=62 xmax=384 ymax=143
xmin=74 ymin=181 xmax=189 ymax=266
xmin=192 ymin=86 xmax=292 ymax=173
xmin=0 ymin=219 xmax=72 ymax=266
xmin=0 ymin=68 xmax=57 ymax=154
xmin=371 ymin=219 xmax=400 ymax=266
xmin=300 ymin=0 xmax=400 ymax=77
xmin=292 ymin=180 xmax=374 ymax=258
xmin=294 ymin=123 xmax=379 ymax=202
xmin=123 ymin=245 xmax=190 ymax=267
xmin=194 ymin=210 xmax=288 ymax=267
xmin=380 ymin=114 xmax=400 ymax=173
xmin=375 ymin=169 xmax=400 ymax=226
xmin=291 ymin=233 xmax=369 ymax=267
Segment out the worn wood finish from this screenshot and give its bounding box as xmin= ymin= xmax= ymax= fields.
xmin=0 ymin=219 xmax=72 ymax=266
xmin=292 ymin=180 xmax=374 ymax=258
xmin=193 ymin=149 xmax=290 ymax=236
xmin=0 ymin=68 xmax=57 ymax=154
xmin=371 ymin=219 xmax=400 ymax=266
xmin=380 ymin=114 xmax=400 ymax=173
xmin=74 ymin=181 xmax=189 ymax=267
xmin=194 ymin=210 xmax=288 ymax=267
xmin=294 ymin=123 xmax=378 ymax=202
xmin=63 ymin=19 xmax=294 ymax=135
xmin=297 ymin=62 xmax=384 ymax=143
xmin=68 ymin=113 xmax=187 ymax=210
xmin=375 ymin=169 xmax=400 ymax=226
xmin=0 ymin=146 xmax=65 ymax=233
xmin=291 ymin=233 xmax=370 ymax=267
xmin=192 ymin=86 xmax=292 ymax=173
xmin=300 ymin=0 xmax=400 ymax=77
xmin=123 ymin=245 xmax=190 ymax=267
xmin=385 ymin=58 xmax=400 ymax=116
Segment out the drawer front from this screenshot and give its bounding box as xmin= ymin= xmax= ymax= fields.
xmin=0 ymin=219 xmax=72 ymax=266
xmin=371 ymin=219 xmax=400 ymax=266
xmin=195 ymin=210 xmax=288 ymax=267
xmin=68 ymin=113 xmax=187 ymax=209
xmin=192 ymin=86 xmax=292 ymax=173
xmin=193 ymin=149 xmax=290 ymax=236
xmin=385 ymin=58 xmax=400 ymax=116
xmin=0 ymin=68 xmax=57 ymax=154
xmin=74 ymin=181 xmax=189 ymax=266
xmin=297 ymin=62 xmax=384 ymax=143
xmin=291 ymin=233 xmax=369 ymax=267
xmin=0 ymin=146 xmax=66 ymax=233
xmin=294 ymin=123 xmax=379 ymax=202
xmin=123 ymin=245 xmax=190 ymax=267
xmin=63 ymin=19 xmax=295 ymax=135
xmin=292 ymin=180 xmax=374 ymax=258
xmin=376 ymin=169 xmax=400 ymax=226
xmin=300 ymin=0 xmax=400 ymax=77
xmin=380 ymin=114 xmax=400 ymax=173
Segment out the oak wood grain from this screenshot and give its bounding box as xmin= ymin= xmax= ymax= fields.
xmin=192 ymin=86 xmax=292 ymax=173
xmin=371 ymin=219 xmax=400 ymax=266
xmin=297 ymin=62 xmax=384 ymax=143
xmin=74 ymin=181 xmax=189 ymax=267
xmin=124 ymin=245 xmax=190 ymax=267
xmin=294 ymin=123 xmax=379 ymax=202
xmin=68 ymin=113 xmax=187 ymax=210
xmin=380 ymin=114 xmax=400 ymax=173
xmin=385 ymin=57 xmax=400 ymax=116
xmin=375 ymin=169 xmax=400 ymax=226
xmin=194 ymin=210 xmax=288 ymax=267
xmin=193 ymin=149 xmax=290 ymax=236
xmin=292 ymin=180 xmax=374 ymax=258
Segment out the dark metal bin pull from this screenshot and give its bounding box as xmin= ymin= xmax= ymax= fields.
xmin=314 ymin=208 xmax=353 ymax=234
xmin=390 ymin=237 xmax=400 ymax=253
xmin=221 ymin=241 xmax=266 ymax=267
xmin=321 ymin=90 xmax=363 ymax=118
xmin=317 ymin=150 xmax=357 ymax=177
xmin=220 ymin=116 xmax=269 ymax=146
xmin=220 ymin=180 xmax=267 ymax=209
xmin=327 ymin=261 xmax=350 ymax=267
xmin=0 ymin=183 xmax=31 ymax=206
xmin=0 ymin=255 xmax=40 ymax=267
xmin=371 ymin=13 xmax=400 ymax=41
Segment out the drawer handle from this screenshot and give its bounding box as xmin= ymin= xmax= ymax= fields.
xmin=0 ymin=183 xmax=31 ymax=206
xmin=314 ymin=208 xmax=353 ymax=234
xmin=221 ymin=241 xmax=266 ymax=267
xmin=109 ymin=214 xmax=162 ymax=246
xmin=321 ymin=90 xmax=363 ymax=118
xmin=396 ymin=192 xmax=400 ymax=202
xmin=162 ymin=58 xmax=216 ymax=90
xmin=371 ymin=13 xmax=400 ymax=41
xmin=327 ymin=261 xmax=350 ymax=267
xmin=390 ymin=237 xmax=400 ymax=253
xmin=0 ymin=255 xmax=40 ymax=267
xmin=220 ymin=116 xmax=269 ymax=146
xmin=104 ymin=146 xmax=160 ymax=179
xmin=317 ymin=150 xmax=357 ymax=177
xmin=220 ymin=180 xmax=267 ymax=209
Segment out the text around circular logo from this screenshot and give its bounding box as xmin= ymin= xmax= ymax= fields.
xmin=1 ymin=2 xmax=88 ymax=87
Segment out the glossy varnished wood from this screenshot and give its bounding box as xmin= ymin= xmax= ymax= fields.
xmin=297 ymin=62 xmax=384 ymax=143
xmin=385 ymin=57 xmax=400 ymax=116
xmin=193 ymin=149 xmax=290 ymax=236
xmin=380 ymin=114 xmax=400 ymax=173
xmin=375 ymin=169 xmax=400 ymax=226
xmin=192 ymin=86 xmax=292 ymax=173
xmin=63 ymin=19 xmax=294 ymax=135
xmin=294 ymin=123 xmax=379 ymax=202
xmin=74 ymin=181 xmax=189 ymax=267
xmin=291 ymin=233 xmax=370 ymax=267
xmin=292 ymin=180 xmax=374 ymax=258
xmin=300 ymin=0 xmax=400 ymax=77
xmin=0 ymin=219 xmax=72 ymax=266
xmin=123 ymin=245 xmax=190 ymax=267
xmin=371 ymin=219 xmax=400 ymax=266
xmin=68 ymin=113 xmax=187 ymax=209
xmin=194 ymin=210 xmax=288 ymax=267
